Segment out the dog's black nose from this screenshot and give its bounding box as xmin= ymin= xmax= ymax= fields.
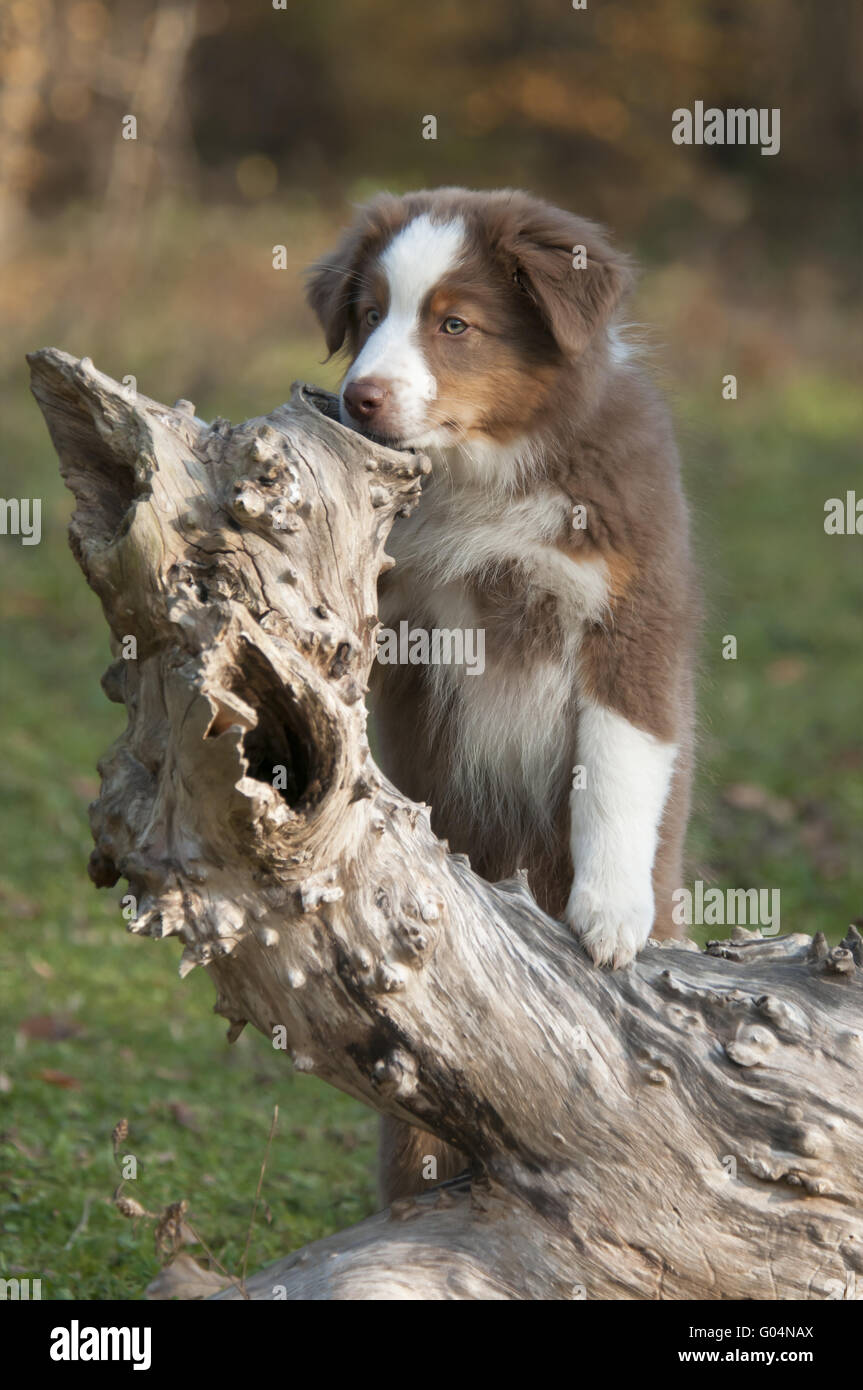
xmin=343 ymin=378 xmax=389 ymax=422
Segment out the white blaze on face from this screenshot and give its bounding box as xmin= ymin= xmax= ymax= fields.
xmin=340 ymin=214 xmax=465 ymax=443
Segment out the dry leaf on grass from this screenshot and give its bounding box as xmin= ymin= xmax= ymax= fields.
xmin=167 ymin=1100 xmax=200 ymax=1130
xmin=36 ymin=1068 xmax=82 ymax=1089
xmin=19 ymin=1014 xmax=82 ymax=1040
xmin=722 ymin=782 xmax=794 ymax=824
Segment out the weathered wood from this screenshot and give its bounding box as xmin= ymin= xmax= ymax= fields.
xmin=29 ymin=347 xmax=863 ymax=1301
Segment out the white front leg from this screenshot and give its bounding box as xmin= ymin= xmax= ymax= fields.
xmin=565 ymin=701 xmax=678 ymax=968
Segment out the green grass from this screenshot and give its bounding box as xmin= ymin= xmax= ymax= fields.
xmin=2 ymin=321 xmax=861 ymax=1296
xmin=684 ymin=376 xmax=863 ymax=931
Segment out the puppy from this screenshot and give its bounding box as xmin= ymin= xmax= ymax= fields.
xmin=307 ymin=188 xmax=697 ymax=1202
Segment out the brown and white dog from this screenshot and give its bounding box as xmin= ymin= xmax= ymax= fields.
xmin=307 ymin=188 xmax=698 ymax=1200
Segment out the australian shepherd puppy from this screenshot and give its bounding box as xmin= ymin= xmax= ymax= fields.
xmin=307 ymin=188 xmax=698 ymax=1200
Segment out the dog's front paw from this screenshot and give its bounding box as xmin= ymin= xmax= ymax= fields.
xmin=565 ymin=881 xmax=654 ymax=969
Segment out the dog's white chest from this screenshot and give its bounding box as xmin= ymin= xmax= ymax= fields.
xmin=381 ymin=471 xmax=610 ymax=638
xmin=379 ymin=470 xmax=611 ymax=812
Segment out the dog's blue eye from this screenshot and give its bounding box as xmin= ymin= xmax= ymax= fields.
xmin=365 ymin=308 xmax=381 ymax=326
xmin=442 ymin=317 xmax=468 ymax=335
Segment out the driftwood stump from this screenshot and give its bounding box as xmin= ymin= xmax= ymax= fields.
xmin=29 ymin=347 xmax=863 ymax=1301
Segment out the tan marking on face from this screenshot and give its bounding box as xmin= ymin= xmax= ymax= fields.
xmin=418 ymin=279 xmax=561 ymax=441
xmin=428 ymin=289 xmax=454 ymax=321
xmin=432 ymin=362 xmax=559 ymax=442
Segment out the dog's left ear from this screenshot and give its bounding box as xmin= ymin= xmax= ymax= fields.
xmin=306 ymin=194 xmax=402 ymax=357
xmin=503 ymin=200 xmax=633 ymax=358
xmin=305 ymin=228 xmax=365 ymax=358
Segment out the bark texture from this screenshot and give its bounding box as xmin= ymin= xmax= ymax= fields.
xmin=29 ymin=347 xmax=863 ymax=1301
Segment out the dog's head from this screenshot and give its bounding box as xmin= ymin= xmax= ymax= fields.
xmin=306 ymin=188 xmax=632 ymax=450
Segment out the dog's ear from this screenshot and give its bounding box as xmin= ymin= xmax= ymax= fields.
xmin=305 ymin=237 xmax=358 ymax=358
xmin=502 ymin=200 xmax=632 ymax=358
xmin=305 ymin=196 xmax=401 ymax=357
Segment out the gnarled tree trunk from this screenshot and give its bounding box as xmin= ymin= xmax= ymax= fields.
xmin=29 ymin=347 xmax=863 ymax=1301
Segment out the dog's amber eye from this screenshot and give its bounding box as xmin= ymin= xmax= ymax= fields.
xmin=365 ymin=308 xmax=381 ymax=327
xmin=441 ymin=317 xmax=468 ymax=335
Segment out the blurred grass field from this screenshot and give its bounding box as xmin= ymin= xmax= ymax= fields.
xmin=1 ymin=202 xmax=861 ymax=1298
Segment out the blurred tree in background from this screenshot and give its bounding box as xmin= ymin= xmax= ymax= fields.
xmin=3 ymin=0 xmax=861 ymax=265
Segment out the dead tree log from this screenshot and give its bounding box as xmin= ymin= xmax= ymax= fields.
xmin=29 ymin=347 xmax=863 ymax=1301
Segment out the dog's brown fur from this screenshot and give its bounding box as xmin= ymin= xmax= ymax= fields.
xmin=307 ymin=189 xmax=698 ymax=1205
